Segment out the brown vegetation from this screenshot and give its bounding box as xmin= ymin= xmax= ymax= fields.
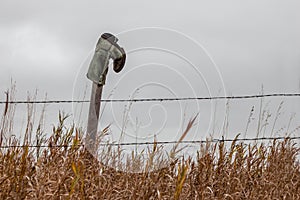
xmin=0 ymin=87 xmax=299 ymax=199
xmin=0 ymin=122 xmax=299 ymax=199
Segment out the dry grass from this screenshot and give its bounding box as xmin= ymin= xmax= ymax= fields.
xmin=0 ymin=116 xmax=299 ymax=199
xmin=0 ymin=87 xmax=300 ymax=199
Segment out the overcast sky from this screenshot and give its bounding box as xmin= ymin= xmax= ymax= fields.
xmin=0 ymin=1 xmax=299 ymax=144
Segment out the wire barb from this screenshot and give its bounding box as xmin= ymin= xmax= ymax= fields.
xmin=0 ymin=136 xmax=299 ymax=148
xmin=0 ymin=93 xmax=300 ymax=104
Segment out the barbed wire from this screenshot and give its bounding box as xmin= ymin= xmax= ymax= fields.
xmin=1 ymin=93 xmax=299 ymax=148
xmin=0 ymin=93 xmax=299 ymax=104
xmin=0 ymin=136 xmax=299 ymax=148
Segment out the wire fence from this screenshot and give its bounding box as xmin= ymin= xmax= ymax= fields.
xmin=0 ymin=93 xmax=300 ymax=104
xmin=0 ymin=92 xmax=299 ymax=148
xmin=0 ymin=136 xmax=300 ymax=148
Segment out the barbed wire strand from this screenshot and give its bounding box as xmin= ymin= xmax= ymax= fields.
xmin=0 ymin=93 xmax=300 ymax=104
xmin=0 ymin=136 xmax=299 ymax=148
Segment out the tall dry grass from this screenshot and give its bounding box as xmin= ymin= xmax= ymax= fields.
xmin=0 ymin=118 xmax=299 ymax=199
xmin=0 ymin=87 xmax=300 ymax=199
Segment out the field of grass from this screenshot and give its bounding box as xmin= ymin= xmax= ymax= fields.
xmin=0 ymin=115 xmax=299 ymax=199
xmin=0 ymin=88 xmax=299 ymax=199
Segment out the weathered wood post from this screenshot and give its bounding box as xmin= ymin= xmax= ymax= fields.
xmin=86 ymin=33 xmax=126 ymax=154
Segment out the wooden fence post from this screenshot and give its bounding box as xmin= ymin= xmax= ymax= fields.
xmin=86 ymin=83 xmax=103 ymax=153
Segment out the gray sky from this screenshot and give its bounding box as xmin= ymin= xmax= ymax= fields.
xmin=0 ymin=1 xmax=299 ymax=144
